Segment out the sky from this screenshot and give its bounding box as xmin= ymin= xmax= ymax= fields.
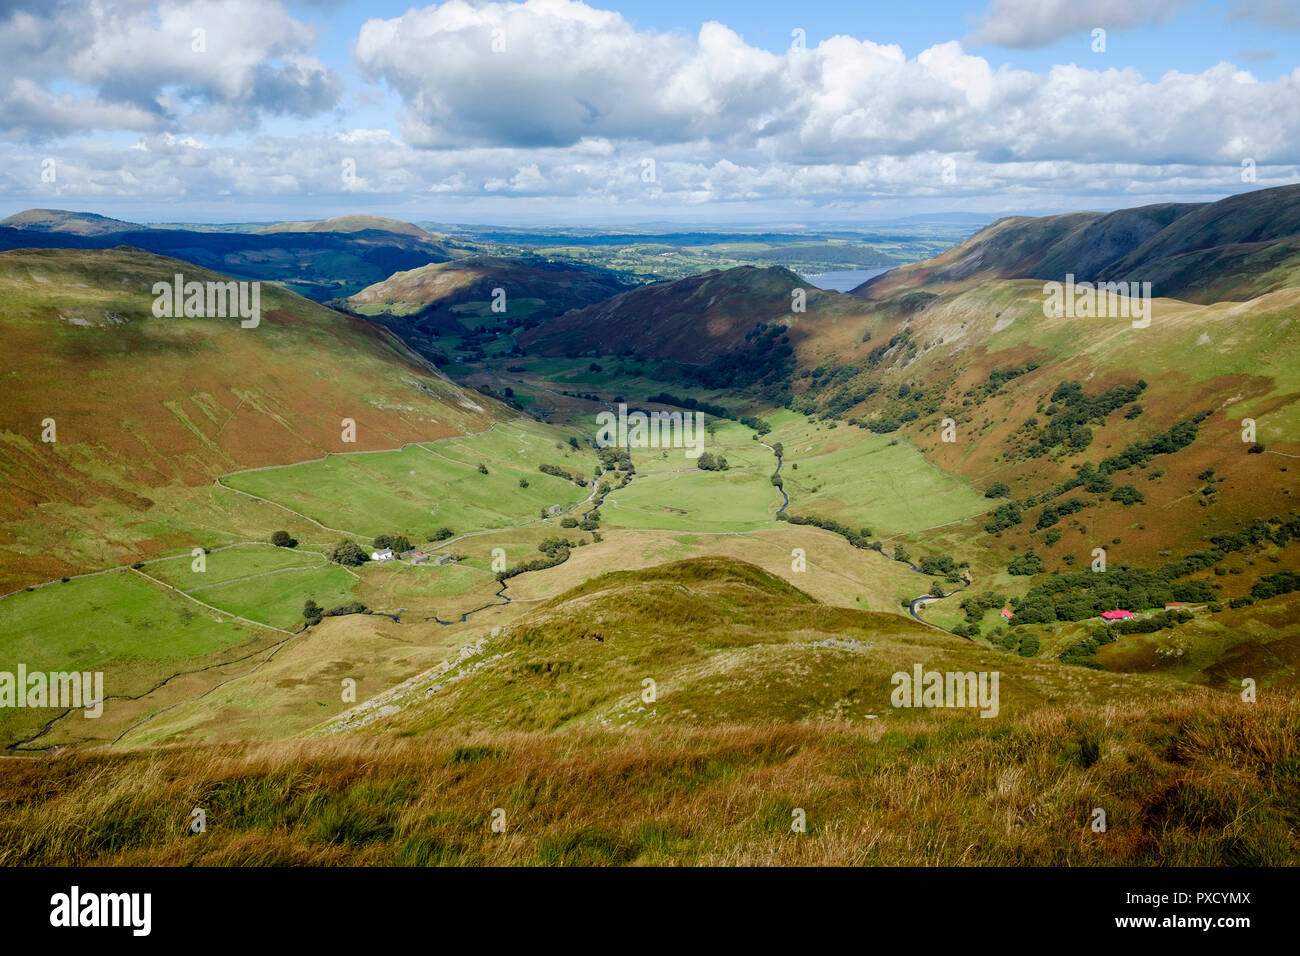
xmin=1 ymin=0 xmax=1298 ymax=225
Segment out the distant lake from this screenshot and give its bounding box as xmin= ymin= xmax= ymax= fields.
xmin=797 ymin=267 xmax=891 ymax=292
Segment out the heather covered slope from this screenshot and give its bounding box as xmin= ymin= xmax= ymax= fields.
xmin=855 ymin=184 xmax=1300 ymax=304
xmin=0 ymin=247 xmax=504 ymax=590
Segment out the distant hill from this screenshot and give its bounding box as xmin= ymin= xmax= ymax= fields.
xmin=519 ymin=265 xmax=865 ymax=364
xmin=0 ymin=208 xmax=144 ymax=236
xmin=256 ymin=215 xmax=434 ymax=239
xmin=0 ymin=246 xmax=505 ymax=590
xmin=349 ymin=255 xmax=632 ymax=364
xmin=855 ymin=183 xmax=1300 ymax=304
xmin=0 ymin=209 xmax=458 ymax=301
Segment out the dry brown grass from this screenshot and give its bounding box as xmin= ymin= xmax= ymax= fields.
xmin=1 ymin=692 xmax=1294 ymax=866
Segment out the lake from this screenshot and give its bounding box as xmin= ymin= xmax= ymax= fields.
xmin=797 ymin=267 xmax=891 ymax=292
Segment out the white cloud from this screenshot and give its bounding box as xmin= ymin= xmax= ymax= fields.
xmin=968 ymin=0 xmax=1194 ymax=49
xmin=0 ymin=0 xmax=340 ymax=139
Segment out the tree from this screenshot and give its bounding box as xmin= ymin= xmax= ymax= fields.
xmin=390 ymin=535 xmax=412 ymax=554
xmin=271 ymin=530 xmax=297 ymax=548
xmin=477 ymin=462 xmax=489 ymax=474
xmin=519 ymin=477 xmax=530 ymax=488
xmin=984 ymin=482 xmax=1010 ymax=499
xmin=1111 ymin=485 xmax=1145 ymax=506
xmin=373 ymin=534 xmax=393 ymax=550
xmin=930 ymin=582 xmax=945 ymax=598
xmin=330 ymin=541 xmax=368 ymax=567
xmin=303 ymin=599 xmax=322 ymax=625
xmin=893 ymin=545 xmax=910 ymax=563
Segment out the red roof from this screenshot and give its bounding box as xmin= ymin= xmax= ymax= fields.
xmin=1101 ymin=610 xmax=1136 ymax=620
xmin=1000 ymin=608 xmax=1014 ymax=620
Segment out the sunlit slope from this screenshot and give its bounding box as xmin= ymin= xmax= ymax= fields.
xmin=0 ymin=247 xmax=505 ymax=589
xmin=324 ymin=557 xmax=1180 ymax=738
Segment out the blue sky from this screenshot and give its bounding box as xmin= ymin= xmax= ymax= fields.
xmin=1 ymin=0 xmax=1297 ymax=224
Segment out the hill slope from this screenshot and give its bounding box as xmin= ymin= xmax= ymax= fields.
xmin=3 ymin=557 xmax=1293 ymax=866
xmin=0 ymin=247 xmax=505 ymax=589
xmin=856 ymin=184 xmax=1300 ymax=304
xmin=519 ymin=265 xmax=864 ymax=364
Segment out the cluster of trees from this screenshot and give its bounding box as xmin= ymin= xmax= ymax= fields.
xmin=959 ymin=589 xmax=1008 ymax=626
xmin=696 ymin=452 xmax=729 ymax=471
xmin=1008 ymin=566 xmax=1215 ymax=624
xmin=1252 ymin=570 xmax=1300 ymax=601
xmin=329 ymin=541 xmax=369 ymax=566
xmin=693 ymin=323 xmax=794 ymax=391
xmin=918 ymin=554 xmax=965 ymax=583
xmin=1036 ymin=497 xmax=1087 ymax=529
xmin=302 ymin=598 xmax=370 ymax=628
xmin=497 ymin=536 xmax=581 ymax=581
xmin=984 ymin=482 xmax=1011 ymax=499
xmin=1058 ymin=609 xmax=1195 ymax=668
xmin=965 ymin=362 xmax=1040 ymax=402
xmin=539 ymin=463 xmax=583 ymax=483
xmin=984 ymin=502 xmax=1023 ymax=533
xmin=1018 ymin=380 xmax=1147 ymax=457
xmin=373 ymin=534 xmax=411 ymax=553
xmin=1007 ymin=550 xmax=1043 ymax=575
xmin=780 ymin=512 xmax=875 ymax=550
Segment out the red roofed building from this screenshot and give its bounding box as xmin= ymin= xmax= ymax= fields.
xmin=1101 ymin=610 xmax=1136 ymax=621
xmin=1000 ymin=608 xmax=1014 ymax=621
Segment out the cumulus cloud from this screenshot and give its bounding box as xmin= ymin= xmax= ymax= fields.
xmin=0 ymin=0 xmax=340 ymax=139
xmin=3 ymin=0 xmax=1298 ymax=216
xmin=967 ymin=0 xmax=1193 ymax=49
xmin=353 ymin=1 xmax=1300 ymax=171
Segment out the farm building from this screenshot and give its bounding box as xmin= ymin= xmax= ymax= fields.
xmin=371 ymin=548 xmax=395 ymax=561
xmin=1100 ymin=609 xmax=1135 ymax=621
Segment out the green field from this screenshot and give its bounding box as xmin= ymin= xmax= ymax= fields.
xmin=223 ymin=420 xmax=591 ymax=540
xmin=600 ymin=419 xmax=784 ymax=532
xmin=184 ymin=564 xmax=361 ymax=630
xmin=147 ymin=542 xmax=325 ymax=588
xmin=0 ymin=570 xmax=274 ymax=744
xmin=768 ymin=412 xmax=989 ymax=536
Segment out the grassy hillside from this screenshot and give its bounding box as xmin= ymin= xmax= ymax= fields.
xmin=0 ymin=247 xmax=504 ymax=590
xmin=1 ymin=557 xmax=1293 ymax=866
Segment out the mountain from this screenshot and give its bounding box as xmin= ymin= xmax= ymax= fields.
xmin=855 ymin=184 xmax=1300 ymax=304
xmin=1 ymin=208 xmax=144 ymax=236
xmin=348 ymin=255 xmax=632 ymax=364
xmin=0 ymin=246 xmax=505 ymax=590
xmin=256 ymin=215 xmax=434 ymax=239
xmin=519 ymin=265 xmax=863 ymax=364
